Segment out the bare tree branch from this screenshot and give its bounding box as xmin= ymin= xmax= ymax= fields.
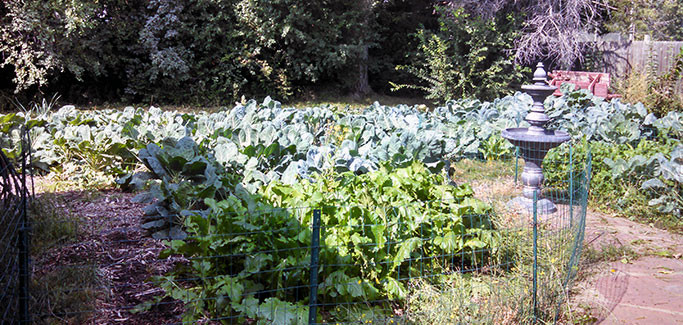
xmin=443 ymin=0 xmax=610 ymax=68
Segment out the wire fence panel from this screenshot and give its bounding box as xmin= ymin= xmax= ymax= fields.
xmin=21 ymin=140 xmax=590 ymax=324
xmin=0 ymin=128 xmax=31 ymax=324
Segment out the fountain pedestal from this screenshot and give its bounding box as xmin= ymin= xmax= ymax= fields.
xmin=502 ymin=63 xmax=570 ymax=214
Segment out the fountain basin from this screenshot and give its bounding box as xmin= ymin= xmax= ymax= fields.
xmin=501 ymin=128 xmax=570 ymax=149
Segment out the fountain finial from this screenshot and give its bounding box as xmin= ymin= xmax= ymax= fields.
xmin=532 ymin=63 xmax=548 ymax=85
xmin=520 ymin=62 xmax=556 ymax=133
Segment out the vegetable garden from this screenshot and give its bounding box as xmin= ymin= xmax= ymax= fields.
xmin=0 ymin=88 xmax=680 ymax=324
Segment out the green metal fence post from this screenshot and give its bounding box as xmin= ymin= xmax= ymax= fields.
xmin=569 ymin=145 xmax=574 ymax=226
xmin=532 ymin=190 xmax=538 ymax=324
xmin=587 ymin=144 xmax=593 ymax=186
xmin=308 ymin=209 xmax=321 ymax=325
xmin=515 ymin=147 xmax=520 ymax=185
xmin=18 ymin=128 xmax=30 ymax=325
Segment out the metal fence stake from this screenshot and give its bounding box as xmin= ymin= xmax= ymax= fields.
xmin=18 ymin=128 xmax=31 ymax=325
xmin=308 ymin=209 xmax=321 ymax=325
xmin=569 ymin=145 xmax=574 ymax=226
xmin=515 ymin=147 xmax=519 ymax=185
xmin=532 ymin=190 xmax=538 ymax=324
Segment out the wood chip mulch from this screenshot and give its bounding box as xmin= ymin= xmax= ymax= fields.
xmin=33 ymin=189 xmax=186 ymax=324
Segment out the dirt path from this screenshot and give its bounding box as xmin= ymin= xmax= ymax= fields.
xmin=32 ymin=189 xmax=184 ymax=324
xmin=570 ymin=211 xmax=683 ymax=324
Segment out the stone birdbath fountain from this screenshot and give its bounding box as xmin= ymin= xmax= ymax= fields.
xmin=502 ymin=63 xmax=570 ymax=214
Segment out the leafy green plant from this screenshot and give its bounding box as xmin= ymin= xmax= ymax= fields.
xmin=132 ymin=137 xmax=245 ymax=239
xmin=146 ymin=161 xmax=498 ymax=323
xmin=479 ymin=133 xmax=513 ymax=161
xmin=546 ymin=137 xmax=681 ymax=229
xmin=3 ymin=93 xmax=679 ymax=228
xmin=391 ymin=6 xmax=527 ymax=102
xmin=4 ymin=91 xmax=679 ymax=188
xmin=640 ymin=145 xmax=682 ymax=216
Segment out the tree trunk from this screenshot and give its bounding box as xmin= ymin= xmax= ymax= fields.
xmin=351 ymin=0 xmax=373 ymax=99
xmin=353 ymin=45 xmax=371 ymax=97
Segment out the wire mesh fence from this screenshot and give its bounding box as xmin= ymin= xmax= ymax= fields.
xmin=0 ymin=128 xmax=32 ymax=324
xmin=17 ymin=140 xmax=590 ymax=324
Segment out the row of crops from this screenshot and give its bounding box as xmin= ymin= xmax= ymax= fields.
xmin=2 ymin=90 xmax=680 ymax=219
xmin=1 ymin=89 xmax=681 ymax=322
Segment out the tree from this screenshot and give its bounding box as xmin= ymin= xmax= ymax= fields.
xmin=0 ymin=0 xmax=103 ymax=92
xmin=0 ymin=0 xmax=146 ymax=102
xmin=446 ymin=0 xmax=610 ymax=69
xmin=604 ymin=0 xmax=683 ymax=41
xmin=1 ymin=0 xmax=379 ymax=104
xmin=351 ymin=0 xmax=375 ymax=98
xmin=391 ymin=6 xmax=527 ymax=102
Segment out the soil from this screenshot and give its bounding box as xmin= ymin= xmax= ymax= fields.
xmin=32 ymin=189 xmax=185 ymax=324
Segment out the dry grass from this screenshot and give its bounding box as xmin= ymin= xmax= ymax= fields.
xmin=406 ymin=272 xmax=526 ymax=324
xmin=615 ymin=70 xmax=651 ymax=105
xmin=402 ymin=158 xmax=588 ymax=324
xmin=614 ymin=68 xmax=683 ymax=116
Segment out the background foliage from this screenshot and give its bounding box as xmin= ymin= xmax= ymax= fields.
xmin=0 ymin=0 xmax=436 ymax=106
xmin=603 ymin=0 xmax=683 ymax=41
xmin=390 ymin=6 xmax=527 ymax=102
xmin=1 ymin=0 xmax=682 ymax=107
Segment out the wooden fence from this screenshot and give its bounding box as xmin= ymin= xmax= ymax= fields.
xmin=585 ymin=34 xmax=683 ymax=95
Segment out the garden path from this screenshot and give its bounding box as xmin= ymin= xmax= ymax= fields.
xmin=34 ymin=188 xmax=184 ymax=324
xmin=571 ymin=211 xmax=683 ymax=324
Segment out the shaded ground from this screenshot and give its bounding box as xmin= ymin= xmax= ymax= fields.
xmin=570 ymin=211 xmax=683 ymax=324
xmin=31 ymin=189 xmax=185 ymax=324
